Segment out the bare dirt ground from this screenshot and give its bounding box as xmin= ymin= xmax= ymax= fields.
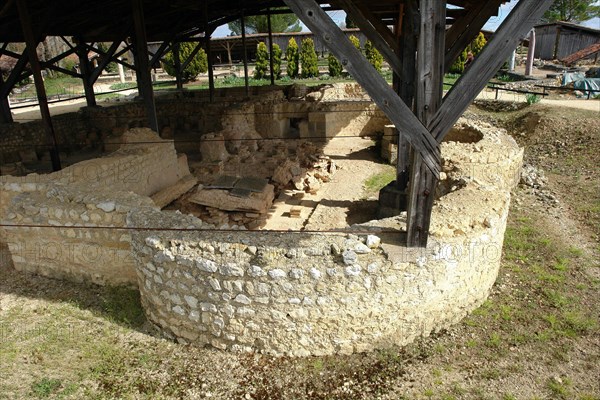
xmin=1 ymin=102 xmax=599 ymax=400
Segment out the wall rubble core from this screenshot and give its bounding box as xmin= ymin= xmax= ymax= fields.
xmin=0 ymin=84 xmax=523 ymax=356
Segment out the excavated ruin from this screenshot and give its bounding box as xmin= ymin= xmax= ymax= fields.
xmin=0 ymin=84 xmax=523 ymax=356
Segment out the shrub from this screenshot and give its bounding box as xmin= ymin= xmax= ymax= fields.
xmin=365 ymin=40 xmax=383 ymax=72
xmin=163 ymin=42 xmax=208 ymax=81
xmin=449 ymin=48 xmax=468 ymax=74
xmin=328 ymin=53 xmax=343 ymax=77
xmin=254 ymin=42 xmax=269 ymax=80
xmin=272 ymin=43 xmax=282 ymax=79
xmin=349 ymin=35 xmax=361 ymax=51
xmin=300 ymin=38 xmax=319 ymax=78
xmin=286 ymin=38 xmax=299 ymax=79
xmin=471 ymin=32 xmax=487 ymax=56
xmin=526 ymin=93 xmax=541 ymax=105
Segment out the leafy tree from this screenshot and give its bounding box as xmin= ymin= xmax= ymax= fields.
xmin=98 ymin=42 xmax=118 ymax=73
xmin=349 ymin=35 xmax=361 ymax=51
xmin=228 ymin=13 xmax=302 ymax=35
xmin=328 ymin=53 xmax=343 ymax=77
xmin=449 ymin=48 xmax=468 ymax=74
xmin=272 ymin=43 xmax=283 ymax=79
xmin=300 ymin=38 xmax=319 ymax=78
xmin=286 ymin=38 xmax=299 ymax=78
xmin=163 ymin=43 xmax=208 ymax=81
xmin=345 ymin=15 xmax=357 ymax=29
xmin=471 ymin=32 xmax=487 ymax=56
xmin=365 ymin=40 xmax=384 ymax=72
xmin=254 ymin=42 xmax=269 ymax=79
xmin=542 ymin=0 xmax=600 ymax=23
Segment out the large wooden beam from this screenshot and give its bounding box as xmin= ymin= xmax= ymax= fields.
xmin=283 ymin=0 xmax=440 ymax=178
xmin=90 ymin=40 xmax=122 ymax=83
xmin=335 ymin=0 xmax=404 ymax=77
xmin=406 ymin=0 xmax=446 ymax=248
xmin=241 ymin=14 xmax=249 ymax=97
xmin=173 ymin=41 xmax=183 ymax=90
xmin=16 ymin=0 xmax=61 ymax=171
xmin=431 ymin=0 xmax=554 ymax=142
xmin=444 ymin=0 xmax=503 ymax=73
xmin=131 ymin=0 xmax=158 ymax=132
xmin=76 ymin=40 xmax=97 ymax=107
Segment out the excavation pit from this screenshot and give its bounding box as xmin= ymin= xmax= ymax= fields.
xmin=0 ymin=84 xmax=523 ymax=356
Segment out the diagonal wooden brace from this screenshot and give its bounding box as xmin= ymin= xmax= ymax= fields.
xmin=283 ymin=0 xmax=440 ymax=179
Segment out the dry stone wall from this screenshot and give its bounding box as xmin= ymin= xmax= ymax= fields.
xmin=0 ymin=129 xmax=190 ymax=285
xmin=125 ymin=119 xmax=523 ymax=356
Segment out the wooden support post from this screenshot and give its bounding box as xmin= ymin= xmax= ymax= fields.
xmin=173 ymin=41 xmax=183 ymax=90
xmin=431 ymin=0 xmax=555 ymax=142
xmin=282 ymin=0 xmax=440 ymax=177
xmin=207 ymin=36 xmax=214 ymax=102
xmin=406 ymin=0 xmax=446 ymax=247
xmin=241 ymin=14 xmax=250 ymax=97
xmin=16 ymin=0 xmax=61 ymax=171
xmin=76 ymin=40 xmax=97 ymax=107
xmin=205 ymin=3 xmax=215 ymax=102
xmin=268 ymin=10 xmax=275 ymax=85
xmin=131 ymin=0 xmax=158 ymax=132
xmin=0 ymin=73 xmax=13 ymax=123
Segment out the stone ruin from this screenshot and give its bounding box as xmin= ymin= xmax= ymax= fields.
xmin=0 ymin=84 xmax=523 ymax=356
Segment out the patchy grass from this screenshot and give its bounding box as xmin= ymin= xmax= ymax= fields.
xmin=363 ymin=166 xmax=396 ymax=194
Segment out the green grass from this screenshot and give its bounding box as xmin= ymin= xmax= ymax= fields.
xmin=363 ymin=166 xmax=396 ymax=194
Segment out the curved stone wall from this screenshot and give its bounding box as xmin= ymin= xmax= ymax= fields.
xmin=127 ymin=119 xmax=523 ymax=356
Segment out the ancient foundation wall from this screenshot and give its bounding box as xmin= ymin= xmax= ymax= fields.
xmin=125 ymin=119 xmax=523 ymax=356
xmin=0 ymin=129 xmax=189 ymax=285
xmin=1 ymin=85 xmax=389 ymax=164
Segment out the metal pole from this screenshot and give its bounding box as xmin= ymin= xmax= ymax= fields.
xmin=525 ymin=29 xmax=536 ymax=76
xmin=16 ymin=0 xmax=61 ymax=171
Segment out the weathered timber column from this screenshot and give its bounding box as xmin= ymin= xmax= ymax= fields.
xmin=131 ymin=0 xmax=159 ymax=132
xmin=397 ymin=0 xmax=419 ymax=189
xmin=173 ymin=41 xmax=183 ymax=90
xmin=75 ymin=39 xmax=97 ymax=107
xmin=0 ymin=73 xmax=13 ymax=123
xmin=241 ymin=14 xmax=250 ymax=97
xmin=268 ymin=10 xmax=276 ymax=85
xmin=204 ymin=2 xmax=215 ymax=102
xmin=406 ymin=0 xmax=445 ymax=247
xmin=16 ymin=0 xmax=61 ymax=171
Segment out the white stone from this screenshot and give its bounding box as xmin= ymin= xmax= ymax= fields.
xmin=236 ymin=307 xmax=256 ymax=318
xmin=367 ymin=263 xmax=379 ymax=274
xmin=309 ymin=268 xmax=322 ymax=280
xmin=289 ymin=269 xmax=304 ymax=279
xmin=288 ymin=298 xmax=301 ymax=305
xmin=145 ymin=236 xmax=161 ymax=247
xmin=416 ymin=256 xmax=427 ymax=268
xmin=196 ymin=258 xmax=218 ymax=273
xmin=326 ymin=268 xmax=338 ymax=277
xmin=354 ymin=243 xmax=371 ymax=254
xmin=366 ymin=235 xmax=381 ymax=248
xmin=268 ymin=269 xmax=286 ymax=279
xmin=221 ymin=305 xmax=235 ymax=318
xmin=213 ymin=317 xmax=225 ymax=330
xmin=208 ymin=278 xmax=222 ymax=291
xmin=248 ymin=265 xmax=265 ymax=277
xmin=201 ymin=302 xmax=218 ymax=313
xmin=172 ymin=306 xmax=185 ymax=315
xmin=96 ymin=201 xmax=116 ymax=213
xmin=234 ymin=294 xmax=252 ymax=305
xmin=342 ymin=250 xmax=358 ymax=265
xmin=190 ymin=310 xmax=200 ymax=322
xmin=345 ymin=265 xmax=361 ymax=277
xmin=154 ymin=249 xmax=175 ymax=263
xmin=170 ymin=294 xmax=183 ymax=305
xmin=184 ymin=295 xmax=198 ymax=308
xmin=219 ymin=263 xmax=244 ymax=277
